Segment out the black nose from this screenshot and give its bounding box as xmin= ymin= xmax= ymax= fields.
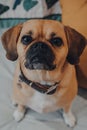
xmin=25 ymin=42 xmax=56 ymax=70
xmin=28 ymin=42 xmax=51 ymax=53
xmin=32 ymin=42 xmax=47 ymax=50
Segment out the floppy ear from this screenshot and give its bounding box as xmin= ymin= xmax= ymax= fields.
xmin=1 ymin=24 xmax=22 ymax=61
xmin=64 ymin=26 xmax=87 ymax=65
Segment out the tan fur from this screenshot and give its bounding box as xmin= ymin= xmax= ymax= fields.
xmin=1 ymin=20 xmax=87 ymax=126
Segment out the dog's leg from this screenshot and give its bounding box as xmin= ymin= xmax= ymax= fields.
xmin=63 ymin=105 xmax=76 ymax=127
xmin=13 ymin=104 xmax=26 ymax=122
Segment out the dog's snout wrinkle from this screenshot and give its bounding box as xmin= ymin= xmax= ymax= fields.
xmin=26 ymin=42 xmax=55 ymax=60
xmin=32 ymin=42 xmax=47 ymax=50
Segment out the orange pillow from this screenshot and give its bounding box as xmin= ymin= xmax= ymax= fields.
xmin=60 ymin=0 xmax=87 ymax=88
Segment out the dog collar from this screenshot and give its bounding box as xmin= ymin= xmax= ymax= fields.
xmin=19 ymin=70 xmax=60 ymax=95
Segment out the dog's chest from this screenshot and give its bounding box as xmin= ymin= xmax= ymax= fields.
xmin=27 ymin=91 xmax=58 ymax=113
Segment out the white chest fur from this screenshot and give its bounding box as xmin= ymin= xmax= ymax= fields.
xmin=27 ymin=91 xmax=58 ymax=113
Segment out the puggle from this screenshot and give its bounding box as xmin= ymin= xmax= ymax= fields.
xmin=1 ymin=19 xmax=87 ymax=127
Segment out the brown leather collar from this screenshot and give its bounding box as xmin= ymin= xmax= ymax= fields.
xmin=19 ymin=69 xmax=60 ymax=95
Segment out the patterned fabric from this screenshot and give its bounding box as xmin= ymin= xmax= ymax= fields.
xmin=0 ymin=0 xmax=61 ymax=28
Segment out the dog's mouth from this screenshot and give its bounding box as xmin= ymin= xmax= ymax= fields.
xmin=24 ymin=58 xmax=56 ymax=70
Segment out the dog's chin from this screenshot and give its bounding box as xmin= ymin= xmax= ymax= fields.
xmin=20 ymin=61 xmax=61 ymax=83
xmin=24 ymin=62 xmax=56 ymax=71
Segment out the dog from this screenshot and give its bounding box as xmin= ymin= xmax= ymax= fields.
xmin=1 ymin=19 xmax=87 ymax=127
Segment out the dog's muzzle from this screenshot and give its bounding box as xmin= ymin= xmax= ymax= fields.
xmin=25 ymin=42 xmax=56 ymax=70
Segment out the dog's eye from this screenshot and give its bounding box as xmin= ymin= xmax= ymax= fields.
xmin=21 ymin=35 xmax=33 ymax=45
xmin=50 ymin=37 xmax=63 ymax=47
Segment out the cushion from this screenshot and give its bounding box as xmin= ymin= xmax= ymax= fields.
xmin=60 ymin=0 xmax=87 ymax=88
xmin=0 ymin=0 xmax=61 ymax=28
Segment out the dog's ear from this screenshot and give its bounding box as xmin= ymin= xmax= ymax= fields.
xmin=64 ymin=26 xmax=87 ymax=65
xmin=1 ymin=24 xmax=22 ymax=61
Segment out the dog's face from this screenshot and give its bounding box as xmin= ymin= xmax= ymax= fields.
xmin=16 ymin=20 xmax=69 ymax=82
xmin=1 ymin=20 xmax=86 ymax=83
xmin=17 ymin=20 xmax=68 ymax=70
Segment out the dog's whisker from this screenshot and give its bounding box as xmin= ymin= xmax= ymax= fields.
xmin=22 ymin=58 xmax=26 ymax=63
xmin=19 ymin=53 xmax=25 ymax=60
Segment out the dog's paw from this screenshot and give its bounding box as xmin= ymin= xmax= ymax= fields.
xmin=13 ymin=110 xmax=25 ymax=122
xmin=63 ymin=111 xmax=76 ymax=127
xmin=12 ymin=100 xmax=17 ymax=106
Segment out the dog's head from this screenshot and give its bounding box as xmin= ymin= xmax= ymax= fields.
xmin=1 ymin=20 xmax=87 ymax=82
